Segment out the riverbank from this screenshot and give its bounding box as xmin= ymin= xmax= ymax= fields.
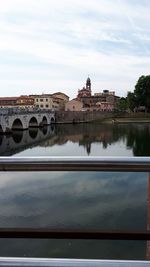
xmin=101 ymin=112 xmax=150 ymax=124
xmin=112 ymin=117 xmax=150 ymax=123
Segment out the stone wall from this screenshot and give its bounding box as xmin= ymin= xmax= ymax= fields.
xmin=55 ymin=111 xmax=114 ymax=123
xmin=55 ymin=111 xmax=150 ymax=124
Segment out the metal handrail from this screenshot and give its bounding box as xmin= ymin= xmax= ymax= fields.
xmin=0 ymin=258 xmax=149 ymax=267
xmin=0 ymin=156 xmax=150 ymax=172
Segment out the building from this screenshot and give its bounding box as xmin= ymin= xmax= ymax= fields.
xmin=30 ymin=94 xmax=59 ymax=111
xmin=16 ymin=95 xmax=34 ymax=106
xmin=52 ymin=92 xmax=69 ymax=111
xmin=30 ymin=92 xmax=69 ymax=111
xmin=52 ymin=92 xmax=69 ymax=102
xmin=65 ymin=99 xmax=83 ymax=111
xmin=0 ymin=97 xmax=18 ymax=107
xmin=95 ymin=101 xmax=114 ymax=111
xmin=0 ymin=96 xmax=34 ymax=108
xmin=77 ymin=78 xmax=120 ymax=111
xmin=77 ymin=77 xmax=92 ymax=99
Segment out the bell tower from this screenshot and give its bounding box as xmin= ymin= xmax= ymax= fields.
xmin=86 ymin=77 xmax=91 ymax=92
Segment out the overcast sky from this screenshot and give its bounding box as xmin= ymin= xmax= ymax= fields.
xmin=0 ymin=0 xmax=150 ymax=99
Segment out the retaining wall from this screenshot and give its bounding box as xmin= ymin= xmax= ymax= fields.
xmin=55 ymin=111 xmax=114 ymax=123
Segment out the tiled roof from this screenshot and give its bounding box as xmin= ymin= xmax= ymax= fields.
xmin=0 ymin=97 xmax=18 ymax=100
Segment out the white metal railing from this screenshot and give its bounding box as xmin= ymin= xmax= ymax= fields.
xmin=0 ymin=156 xmax=150 ymax=172
xmin=0 ymin=258 xmax=149 ymax=267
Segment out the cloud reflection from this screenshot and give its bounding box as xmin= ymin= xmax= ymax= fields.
xmin=0 ymin=171 xmax=147 ymax=231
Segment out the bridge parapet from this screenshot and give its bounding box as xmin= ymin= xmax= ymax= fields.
xmin=0 ymin=107 xmax=55 ymax=116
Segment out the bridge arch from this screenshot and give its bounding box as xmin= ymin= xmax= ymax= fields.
xmin=51 ymin=117 xmax=55 ymax=124
xmin=42 ymin=116 xmax=48 ymax=125
xmin=29 ymin=117 xmax=38 ymax=128
xmin=0 ymin=124 xmax=3 ymax=133
xmin=12 ymin=118 xmax=23 ymax=130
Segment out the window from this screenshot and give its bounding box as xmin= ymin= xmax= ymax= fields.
xmin=40 ymin=104 xmax=43 ymax=108
xmin=46 ymin=99 xmax=48 ymax=102
xmin=40 ymin=99 xmax=43 ymax=102
xmin=36 ymin=99 xmax=38 ymax=102
xmin=45 ymin=104 xmax=49 ymax=108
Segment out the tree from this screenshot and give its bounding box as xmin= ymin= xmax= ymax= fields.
xmin=127 ymin=91 xmax=136 ymax=112
xmin=134 ymin=75 xmax=150 ymax=110
xmin=117 ymin=97 xmax=128 ymax=111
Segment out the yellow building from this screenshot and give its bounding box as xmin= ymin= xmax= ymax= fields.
xmin=30 ymin=94 xmax=59 ymax=111
xmin=52 ymin=92 xmax=69 ymax=110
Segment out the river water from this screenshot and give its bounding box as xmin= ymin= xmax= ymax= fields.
xmin=0 ymin=123 xmax=150 ymax=260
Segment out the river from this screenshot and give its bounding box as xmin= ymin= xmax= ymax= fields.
xmin=0 ymin=123 xmax=149 ymax=260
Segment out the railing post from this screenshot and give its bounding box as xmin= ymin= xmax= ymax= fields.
xmin=146 ymin=172 xmax=150 ymax=259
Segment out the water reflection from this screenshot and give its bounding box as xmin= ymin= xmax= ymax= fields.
xmin=41 ymin=123 xmax=150 ymax=156
xmin=0 ymin=134 xmax=3 ymax=146
xmin=0 ymin=123 xmax=150 ymax=156
xmin=0 ymin=170 xmax=147 ymax=259
xmin=53 ymin=123 xmax=150 ymax=156
xmin=42 ymin=125 xmax=48 ymax=135
xmin=126 ymin=125 xmax=150 ymax=156
xmin=0 ymin=125 xmax=55 ymax=156
xmin=0 ymin=123 xmax=149 ymax=259
xmin=12 ymin=131 xmax=23 ymax=143
xmin=29 ymin=128 xmax=38 ymax=139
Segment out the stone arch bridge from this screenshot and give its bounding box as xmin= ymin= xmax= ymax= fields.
xmin=0 ymin=108 xmax=55 ymax=133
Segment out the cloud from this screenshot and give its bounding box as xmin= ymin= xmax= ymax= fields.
xmin=0 ymin=0 xmax=150 ymax=98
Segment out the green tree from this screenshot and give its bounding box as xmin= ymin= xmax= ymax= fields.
xmin=127 ymin=91 xmax=136 ymax=111
xmin=117 ymin=97 xmax=128 ymax=111
xmin=134 ymin=75 xmax=150 ymax=110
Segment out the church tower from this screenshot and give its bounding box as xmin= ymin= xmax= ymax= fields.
xmin=86 ymin=77 xmax=91 ymax=92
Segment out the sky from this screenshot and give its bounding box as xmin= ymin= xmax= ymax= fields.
xmin=0 ymin=0 xmax=150 ymax=99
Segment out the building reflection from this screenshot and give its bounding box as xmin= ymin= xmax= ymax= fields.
xmin=39 ymin=123 xmax=122 ymax=154
xmin=0 ymin=123 xmax=150 ymax=156
xmin=50 ymin=123 xmax=150 ymax=156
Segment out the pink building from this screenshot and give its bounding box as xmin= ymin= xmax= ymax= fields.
xmin=96 ymin=102 xmax=114 ymax=111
